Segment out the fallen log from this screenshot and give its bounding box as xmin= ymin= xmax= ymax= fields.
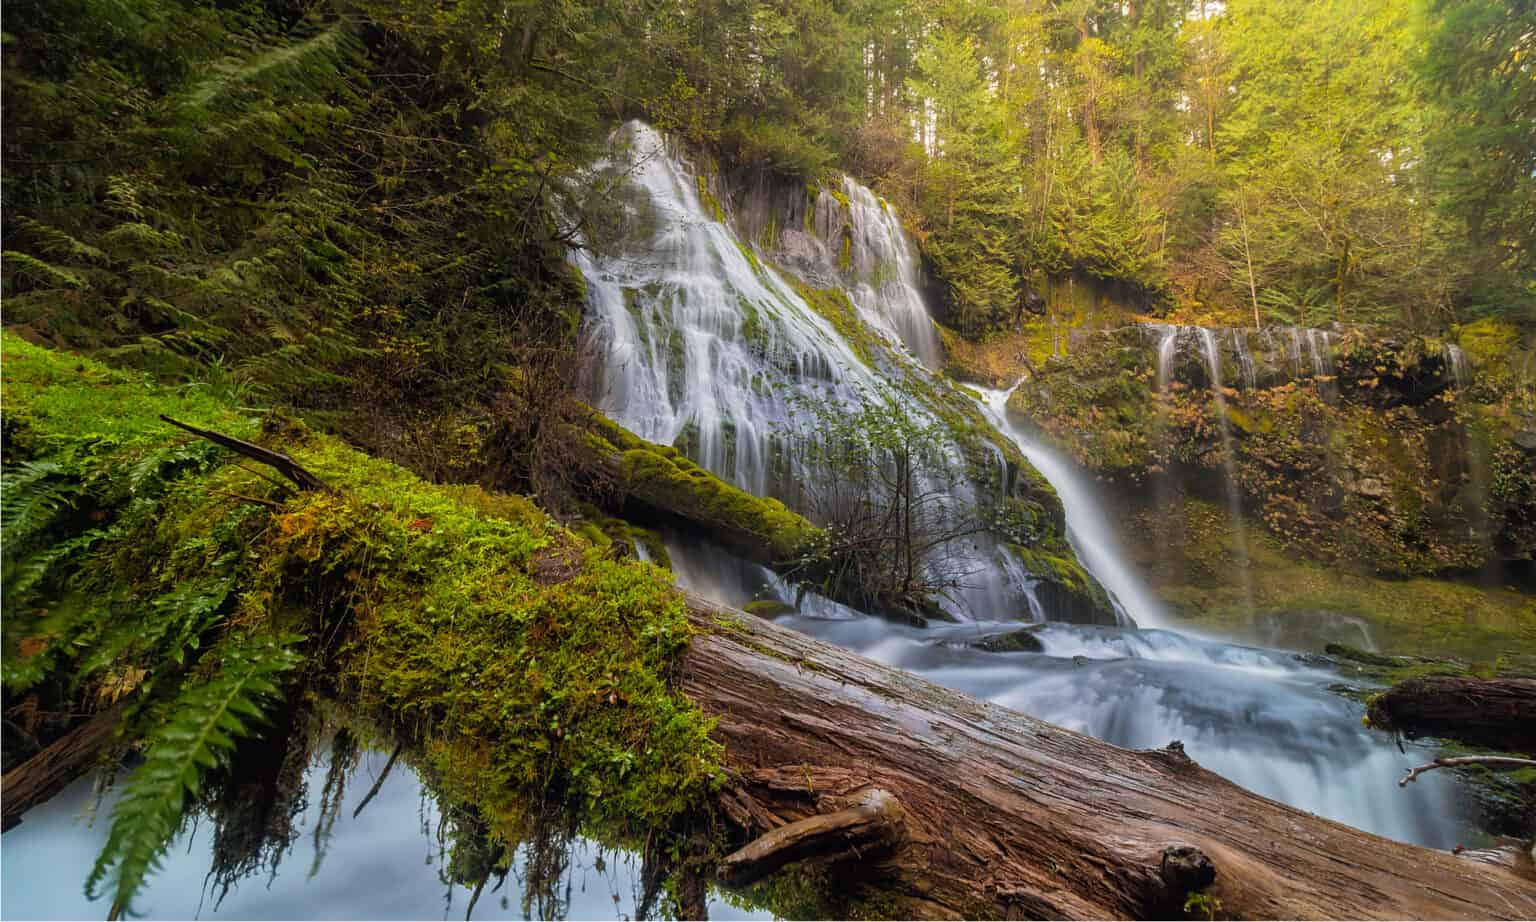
xmin=682 ymin=597 xmax=1536 ymax=919
xmin=1 ymin=703 xmax=123 ymax=832
xmin=1366 ymin=676 xmax=1536 ymax=752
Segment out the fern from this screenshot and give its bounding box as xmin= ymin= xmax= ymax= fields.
xmin=6 ymin=530 xmax=107 ymax=600
xmin=85 ymin=632 xmax=303 ymax=913
xmin=181 ymin=24 xmax=359 ymax=114
xmin=1 ymin=462 xmax=85 ymax=561
xmin=75 ymin=577 xmax=234 ymax=682
xmin=13 ymin=217 xmax=110 ymax=266
xmin=2 ymin=251 xmax=92 ymax=291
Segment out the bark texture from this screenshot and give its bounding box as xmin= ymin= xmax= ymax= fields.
xmin=1 ymin=704 xmax=122 ymax=832
xmin=683 ymin=597 xmax=1536 ymax=919
xmin=1367 ymin=677 xmax=1536 ymax=753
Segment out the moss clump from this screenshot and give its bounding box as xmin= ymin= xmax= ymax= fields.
xmin=617 ymin=449 xmax=816 ymax=561
xmin=2 ymin=334 xmax=723 ymax=882
xmin=785 ymin=276 xmax=876 ymax=366
xmin=742 ymin=599 xmax=796 ymax=617
xmin=696 ymin=174 xmax=726 ymax=222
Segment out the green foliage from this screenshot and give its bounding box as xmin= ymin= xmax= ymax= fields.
xmin=85 ymin=633 xmax=303 ymax=914
xmin=2 ymin=334 xmax=721 ymax=907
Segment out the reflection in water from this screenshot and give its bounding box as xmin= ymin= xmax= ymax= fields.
xmin=1 ymin=746 xmax=768 ymax=921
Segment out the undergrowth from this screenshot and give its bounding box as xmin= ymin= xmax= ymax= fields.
xmin=1 ymin=334 xmax=721 ymax=913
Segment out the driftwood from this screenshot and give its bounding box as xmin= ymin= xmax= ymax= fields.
xmin=1 ymin=703 xmax=122 ymax=832
xmin=1366 ymin=676 xmax=1536 ymax=752
xmin=683 ymin=596 xmax=1536 ymax=919
xmin=718 ymin=786 xmax=905 ymax=887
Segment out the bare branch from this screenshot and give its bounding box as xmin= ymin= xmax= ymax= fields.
xmin=1399 ymin=756 xmax=1536 ymax=788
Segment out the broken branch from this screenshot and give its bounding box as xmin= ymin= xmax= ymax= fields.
xmin=1399 ymin=756 xmax=1536 ymax=788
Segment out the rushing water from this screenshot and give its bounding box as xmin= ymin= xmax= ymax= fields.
xmin=1 ymin=749 xmax=768 ymax=921
xmin=573 ymin=123 xmax=1467 ymax=850
xmin=668 ymin=541 xmax=1465 ymax=849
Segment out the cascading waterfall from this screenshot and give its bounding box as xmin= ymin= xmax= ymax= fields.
xmin=1197 ymin=328 xmax=1257 ymax=617
xmin=577 ymin=122 xmax=1464 ymax=851
xmin=1307 ymin=328 xmax=1339 ymax=399
xmin=1445 ymin=342 xmax=1470 ymax=388
xmin=1150 ymin=324 xmax=1182 ymax=578
xmin=975 ymin=386 xmax=1168 ymax=630
xmin=1231 ymin=328 xmax=1258 ymax=389
xmin=576 ymin=121 xmax=1032 ymax=619
xmin=830 ymin=178 xmax=943 ymax=368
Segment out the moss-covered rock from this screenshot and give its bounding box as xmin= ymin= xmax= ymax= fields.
xmin=1007 ymin=324 xmax=1536 ymax=580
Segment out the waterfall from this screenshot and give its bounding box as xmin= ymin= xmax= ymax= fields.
xmin=1445 ymin=343 xmax=1470 ymax=388
xmin=575 ymin=122 xmax=882 ymax=499
xmin=575 ymin=122 xmax=1033 ymax=620
xmin=1306 ymin=328 xmax=1338 ymax=399
xmin=975 ymin=386 xmax=1168 ymax=629
xmin=833 ymin=178 xmax=943 ymax=368
xmin=1231 ymin=328 xmax=1257 ymax=389
xmin=1197 ymin=329 xmax=1256 ymax=616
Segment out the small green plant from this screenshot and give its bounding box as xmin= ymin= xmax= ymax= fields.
xmin=1184 ymin=890 xmax=1223 ymax=921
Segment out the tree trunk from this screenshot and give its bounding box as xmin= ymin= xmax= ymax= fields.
xmin=1367 ymin=677 xmax=1536 ymax=753
xmin=685 ymin=598 xmax=1536 ymax=919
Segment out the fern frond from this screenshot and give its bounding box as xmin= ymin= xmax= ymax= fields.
xmin=2 ymin=251 xmax=92 ymax=291
xmin=100 ymin=222 xmax=186 ymax=256
xmin=7 ymin=529 xmax=107 ymax=599
xmin=14 ymin=217 xmax=110 ymax=266
xmin=2 ymin=461 xmax=84 ymax=559
xmin=181 ymin=25 xmax=357 ymax=114
xmin=75 ymin=577 xmax=234 ymax=682
xmin=85 ymin=632 xmax=303 ymax=913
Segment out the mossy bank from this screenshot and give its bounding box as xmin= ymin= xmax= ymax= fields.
xmin=0 ymin=334 xmax=722 ymax=911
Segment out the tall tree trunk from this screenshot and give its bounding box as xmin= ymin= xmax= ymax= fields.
xmin=1238 ymin=196 xmax=1261 ymax=327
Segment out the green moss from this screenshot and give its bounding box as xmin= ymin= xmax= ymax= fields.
xmin=838 ymin=230 xmax=852 ymax=272
xmin=742 ymin=599 xmax=796 ymax=617
xmin=1458 ymin=318 xmax=1519 ymax=369
xmin=785 ymin=276 xmax=875 ymax=366
xmin=696 ymin=174 xmax=725 ymax=222
xmin=617 ymin=448 xmax=817 ymax=561
xmin=2 ymin=333 xmax=722 ymax=861
xmin=735 ymin=237 xmax=763 ymax=275
xmin=1126 ymin=495 xmax=1535 ymax=659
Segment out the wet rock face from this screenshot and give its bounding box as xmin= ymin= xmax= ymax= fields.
xmin=1007 ymin=322 xmax=1536 ymax=578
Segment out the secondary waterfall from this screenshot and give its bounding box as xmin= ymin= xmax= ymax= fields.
xmin=574 ymin=122 xmax=1465 ymax=850
xmin=1198 ymin=328 xmax=1256 ymax=616
xmin=823 ymin=177 xmax=944 ymax=368
xmin=974 ymin=386 xmax=1169 ymax=630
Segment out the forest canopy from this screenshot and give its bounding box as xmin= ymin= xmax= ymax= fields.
xmin=3 ymin=0 xmax=1532 ymax=388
